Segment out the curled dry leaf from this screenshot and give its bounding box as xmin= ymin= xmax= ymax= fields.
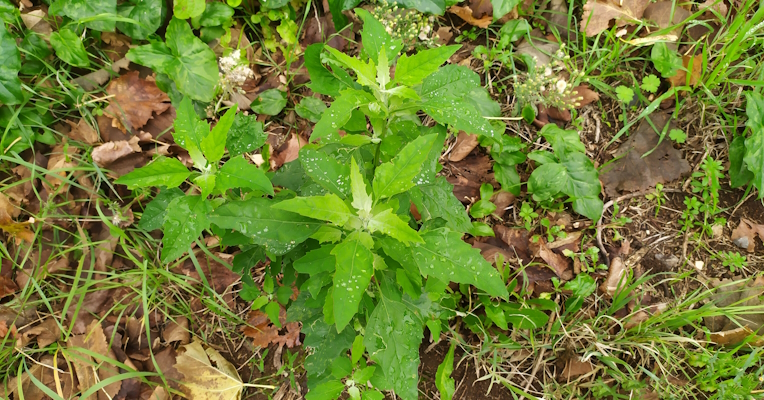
xmin=0 ymin=192 xmax=34 ymax=245
xmin=600 ymin=256 xmax=627 ymax=297
xmin=20 ymin=317 xmax=61 ymax=348
xmin=731 ymin=218 xmax=764 ymax=252
xmin=666 ymin=54 xmax=703 ymax=88
xmin=449 ymin=131 xmax=479 ymax=162
xmin=529 ymin=237 xmax=573 ymax=280
xmin=270 ymin=133 xmax=305 ymax=170
xmin=67 ymin=320 xmax=122 ymax=399
xmin=64 ymin=119 xmax=100 ymax=144
xmin=46 ymin=143 xmax=80 ymax=193
xmin=174 ymin=339 xmax=245 ymax=400
xmin=163 ymin=316 xmax=190 ymax=345
xmin=710 ymin=326 xmax=764 ymax=346
xmin=560 ymin=357 xmax=594 ymax=380
xmin=104 ymin=71 xmax=171 ymax=133
xmin=92 ymin=136 xmax=142 ymax=167
xmin=580 ymin=0 xmax=650 ymax=37
xmin=448 ymin=6 xmax=492 ymax=28
xmin=242 ymin=307 xmax=302 ymax=349
xmin=490 ymin=191 xmax=515 ymax=217
xmin=0 ymin=276 xmax=16 ymax=299
xmin=73 ymin=58 xmax=130 ymax=92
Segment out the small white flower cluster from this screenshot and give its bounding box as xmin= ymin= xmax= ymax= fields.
xmin=219 ymin=49 xmax=254 ymax=90
xmin=513 ymin=44 xmax=585 ymax=112
xmin=371 ymin=0 xmax=436 ymax=49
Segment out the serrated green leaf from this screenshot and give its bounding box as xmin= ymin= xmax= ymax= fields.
xmin=305 ymin=380 xmax=345 ymax=400
xmin=0 ymin=22 xmax=23 ymax=105
xmin=193 ymin=172 xmax=216 ymax=198
xmin=310 ymin=89 xmax=375 ymax=142
xmin=300 ymin=149 xmax=351 ymax=198
xmin=161 ymin=195 xmax=211 ymax=261
xmin=226 ymin=113 xmax=267 ymax=157
xmin=394 ymin=45 xmax=459 ymax=87
xmin=296 ymin=97 xmax=328 ymax=123
xmin=251 ymin=89 xmax=287 ymax=115
xmin=409 ymin=177 xmax=472 ymax=232
xmin=117 ymin=0 xmax=166 ymax=39
xmin=435 ymin=342 xmax=455 ymax=400
xmin=364 ymin=283 xmax=423 ymax=400
xmin=368 ymin=207 xmax=422 ymax=244
xmin=294 ymin=245 xmax=336 ymax=275
xmin=350 ymin=157 xmax=372 ymax=213
xmin=325 ymin=46 xmax=376 ymax=87
xmin=216 ymin=156 xmax=274 ymax=194
xmin=201 ymin=106 xmax=236 ymax=162
xmin=114 ymin=157 xmax=190 ymax=189
xmin=52 ymin=0 xmax=116 ymax=31
xmin=730 ymin=135 xmax=753 ymax=188
xmin=332 ymin=232 xmax=374 ymax=331
xmin=373 ymin=134 xmax=438 ymax=199
xmin=640 ymin=74 xmax=660 ymax=94
xmin=421 ymin=96 xmax=498 ymax=139
xmin=173 ymin=0 xmax=205 ymax=19
xmin=209 ymin=198 xmax=323 ymax=254
xmin=138 ymin=187 xmax=184 ymax=231
xmin=273 ymin=194 xmax=354 ymax=226
xmin=50 ymin=29 xmax=90 ymax=67
xmin=305 ymin=43 xmax=348 ymax=97
xmin=355 ymin=8 xmax=403 ymax=64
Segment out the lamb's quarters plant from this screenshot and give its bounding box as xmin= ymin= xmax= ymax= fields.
xmin=527 ymin=124 xmax=603 ymax=221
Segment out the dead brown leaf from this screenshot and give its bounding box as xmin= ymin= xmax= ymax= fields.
xmin=580 ymin=0 xmax=650 ymax=37
xmin=449 ymin=131 xmax=479 ymax=162
xmin=667 ymin=55 xmax=703 ymax=88
xmin=529 ymin=237 xmax=573 ymax=280
xmin=104 ymin=71 xmax=171 ymax=133
xmin=560 ymin=357 xmax=594 ymax=380
xmin=600 ymin=112 xmax=691 ymax=197
xmin=731 ymin=218 xmax=764 ymax=252
xmin=0 ymin=194 xmax=35 ymax=244
xmin=0 ymin=276 xmax=16 ymax=299
xmin=643 ymin=1 xmax=692 ymax=32
xmin=163 ymin=316 xmax=190 ymax=345
xmin=600 ymin=256 xmax=627 ymax=297
xmin=174 ymin=252 xmax=240 ymax=295
xmin=704 ymin=277 xmax=764 ymax=333
xmin=490 ymin=191 xmax=515 ymax=217
xmin=92 ymin=136 xmax=142 ymax=167
xmin=64 ymin=119 xmax=100 ymax=144
xmin=710 ymin=326 xmax=764 ymax=346
xmin=45 ymin=142 xmax=80 ymax=193
xmin=67 ymin=320 xmax=122 ymax=400
xmin=174 ymin=340 xmax=244 ymax=400
xmin=73 ymin=58 xmax=130 ymax=91
xmin=20 ymin=317 xmax=61 ymax=348
xmin=270 ymin=133 xmax=305 ymax=170
xmin=448 ymin=5 xmax=492 ymax=28
xmin=242 ymin=307 xmax=302 ymax=349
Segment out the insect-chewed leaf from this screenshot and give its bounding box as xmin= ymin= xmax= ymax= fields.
xmin=373 ymin=134 xmax=438 ymax=200
xmin=332 ymin=232 xmax=374 ymax=332
xmin=272 ymin=193 xmax=354 ymax=226
xmin=209 ymin=198 xmax=323 ymax=255
xmin=161 ymin=195 xmax=211 ymax=262
xmin=174 ymin=339 xmax=244 ymax=400
xmin=115 ymin=156 xmax=190 ymax=189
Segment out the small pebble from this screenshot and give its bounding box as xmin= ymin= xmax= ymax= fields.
xmin=694 ymin=260 xmax=704 ymax=271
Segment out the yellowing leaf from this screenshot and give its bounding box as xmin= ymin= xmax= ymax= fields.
xmin=174 ymin=340 xmax=244 ymax=400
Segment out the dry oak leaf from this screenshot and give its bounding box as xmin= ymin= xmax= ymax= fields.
xmin=448 ymin=5 xmax=492 ymax=28
xmin=104 ymin=71 xmax=171 ymax=133
xmin=731 ymin=218 xmax=764 ymax=252
xmin=242 ymin=307 xmax=302 ymax=349
xmin=580 ymin=0 xmax=650 ymax=36
xmin=174 ymin=339 xmax=252 ymax=400
xmin=92 ymin=136 xmax=142 ymax=167
xmin=710 ymin=326 xmax=764 ymax=346
xmin=67 ymin=320 xmax=122 ymax=400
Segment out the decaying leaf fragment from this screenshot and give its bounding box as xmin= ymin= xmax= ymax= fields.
xmin=580 ymin=0 xmax=650 ymax=36
xmin=448 ymin=5 xmax=492 ymax=28
xmin=704 ymin=277 xmax=764 ymax=345
xmin=67 ymin=320 xmax=122 ymax=400
xmin=174 ymin=339 xmax=245 ymax=400
xmin=104 ymin=71 xmax=171 ymax=133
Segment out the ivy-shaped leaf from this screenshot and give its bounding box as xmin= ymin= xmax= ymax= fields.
xmin=332 ymin=231 xmax=374 ymax=332
xmin=117 ymin=0 xmax=166 ymax=39
xmin=50 ymin=0 xmax=117 ymax=31
xmin=161 ymin=195 xmax=211 ymax=262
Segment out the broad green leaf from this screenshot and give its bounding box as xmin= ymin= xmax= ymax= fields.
xmin=391 ymin=0 xmax=445 ymax=14
xmin=294 ymin=245 xmax=337 ymax=275
xmin=310 ymin=89 xmax=375 ymax=142
xmin=172 ymin=96 xmax=207 ymax=166
xmin=364 ymin=283 xmax=423 ymax=400
xmin=332 ymin=232 xmax=374 ymax=331
xmin=300 ymin=311 xmax=355 ymax=388
xmin=209 ymin=198 xmax=323 ymax=254
xmin=421 ymin=96 xmax=498 ymax=139
xmin=273 ymin=194 xmax=354 ymax=226
xmin=528 ymin=162 xmax=567 ymax=201
xmin=651 ymin=42 xmax=683 ymax=78
xmin=296 ymin=97 xmax=328 ymax=123
xmin=355 ymin=8 xmax=402 ymax=65
xmin=419 ymin=64 xmax=480 ymax=98
xmin=0 ymin=22 xmax=23 ymax=105
xmin=138 ymin=187 xmax=184 ymax=231
xmin=226 ymin=113 xmax=267 ymax=157
xmin=260 ymin=0 xmax=289 ymax=9
xmin=0 ymin=1 xmax=19 ymax=24
xmin=161 ymin=195 xmax=211 ymax=261
xmin=199 ymin=2 xmax=234 ymax=26
xmin=381 ymin=228 xmax=508 ymax=298
xmin=331 ymin=358 xmax=353 ymax=378
xmin=350 ymin=157 xmax=372 ymax=213
xmin=373 ymin=134 xmax=438 ymax=199
xmin=367 ymin=207 xmax=422 ymax=244
xmin=435 ymin=342 xmax=456 ymax=400
xmin=117 ymin=0 xmax=166 ymax=39
xmin=305 ymin=380 xmax=345 ymax=400
xmin=540 ymin=124 xmax=586 ymax=157
xmin=193 ymin=172 xmax=216 ymax=198
xmin=122 ymin=40 xmax=174 ymax=71
xmin=300 ymin=149 xmax=351 ymax=198
xmin=19 ymin=32 xmax=52 ymax=75
xmin=216 ymin=156 xmax=274 ymax=195
xmin=351 ymin=335 xmax=365 ymax=365
xmin=730 ymin=135 xmax=753 ymax=188
xmin=251 ymin=89 xmax=287 ymax=115
xmin=50 ymin=29 xmax=89 ymax=67
xmin=114 ymin=157 xmax=190 ymax=189
xmin=173 ymin=0 xmax=205 ymax=19
xmin=409 ymin=177 xmax=472 ymax=232
xmin=394 ymin=45 xmax=460 ymax=87
xmin=325 ymin=46 xmax=376 ymax=87
xmin=503 ymin=305 xmax=548 ymax=329
xmin=51 ymin=0 xmax=116 ymax=31
xmin=305 ymin=44 xmax=346 ymax=97
xmin=498 ymin=19 xmax=530 ymax=47
xmin=201 ymin=106 xmax=236 ymax=162
xmin=561 ymin=153 xmax=603 ymax=220
xmin=492 ymin=0 xmax=521 ymax=20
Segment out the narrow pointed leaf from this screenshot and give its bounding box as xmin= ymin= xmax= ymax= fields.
xmin=394 ymin=45 xmax=460 ymax=87
xmin=368 ymin=208 xmax=422 ymax=244
xmin=272 ymin=194 xmax=354 ymax=226
xmin=201 ymin=106 xmax=236 ymax=162
xmin=332 ymin=233 xmax=374 ymax=331
xmin=114 ymin=157 xmax=190 ymax=189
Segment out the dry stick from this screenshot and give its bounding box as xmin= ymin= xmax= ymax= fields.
xmin=596 ymin=188 xmax=685 ymax=267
